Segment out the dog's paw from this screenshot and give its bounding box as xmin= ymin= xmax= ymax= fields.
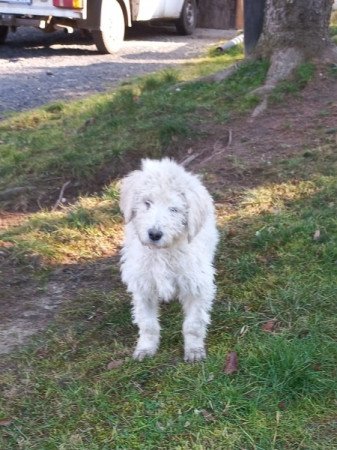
xmin=184 ymin=347 xmax=206 ymax=363
xmin=133 ymin=346 xmax=157 ymax=361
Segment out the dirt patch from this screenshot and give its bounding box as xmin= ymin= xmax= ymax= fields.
xmin=0 ymin=251 xmax=118 ymax=354
xmin=1 ymin=66 xmax=337 ymax=355
xmin=188 ymin=67 xmax=337 ymax=192
xmin=0 ymin=211 xmax=29 ymax=229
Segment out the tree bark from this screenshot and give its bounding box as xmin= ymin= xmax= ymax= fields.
xmin=250 ymin=0 xmax=336 ymax=114
xmin=182 ymin=0 xmax=336 ymax=113
xmin=255 ymin=0 xmax=334 ymax=59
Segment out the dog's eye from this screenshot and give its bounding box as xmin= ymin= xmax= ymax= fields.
xmin=169 ymin=207 xmax=178 ymax=213
xmin=144 ymin=200 xmax=151 ymax=209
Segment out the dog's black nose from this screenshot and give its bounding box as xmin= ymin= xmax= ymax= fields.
xmin=148 ymin=229 xmax=163 ymax=242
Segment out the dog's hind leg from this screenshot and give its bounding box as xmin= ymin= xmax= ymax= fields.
xmin=131 ymin=293 xmax=160 ymax=361
xmin=181 ymin=293 xmax=213 ymax=362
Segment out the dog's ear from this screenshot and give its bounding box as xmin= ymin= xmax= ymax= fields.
xmin=183 ymin=182 xmax=213 ymax=243
xmin=119 ymin=170 xmax=142 ymax=223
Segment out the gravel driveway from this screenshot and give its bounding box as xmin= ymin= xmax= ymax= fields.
xmin=0 ymin=26 xmax=235 ymax=116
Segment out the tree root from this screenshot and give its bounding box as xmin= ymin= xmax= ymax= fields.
xmin=171 ymin=44 xmax=337 ymax=119
xmin=170 ymin=61 xmax=244 ymax=91
xmin=52 ymin=181 xmax=71 ymax=211
xmin=251 ymin=98 xmax=268 ymax=118
xmin=251 ymin=47 xmax=305 ymax=118
xmin=319 ymin=45 xmax=337 ymax=64
xmin=199 ymin=62 xmax=243 ymax=83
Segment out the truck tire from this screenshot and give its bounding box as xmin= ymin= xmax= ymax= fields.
xmin=176 ymin=0 xmax=198 ymax=36
xmin=0 ymin=26 xmax=8 ymax=44
xmin=92 ymin=0 xmax=125 ymax=54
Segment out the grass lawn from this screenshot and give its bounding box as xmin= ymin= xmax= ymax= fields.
xmin=0 ymin=43 xmax=337 ymax=449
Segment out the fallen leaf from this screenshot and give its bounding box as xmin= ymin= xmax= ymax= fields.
xmin=35 ymin=348 xmax=49 ymax=359
xmin=277 ymin=401 xmax=287 ymax=410
xmin=0 ymin=418 xmax=12 ymax=426
xmin=0 ymin=241 xmax=14 ymax=248
xmin=262 ymin=319 xmax=278 ymax=332
xmin=239 ymin=325 xmax=249 ymax=337
xmin=207 ymin=373 xmax=214 ymax=382
xmin=156 ymin=421 xmax=165 ymax=431
xmin=200 ymin=409 xmax=216 ymax=422
xmin=107 ymin=359 xmax=124 ymax=370
xmin=224 ymin=351 xmax=238 ymax=375
xmin=313 ymin=229 xmax=321 ymax=241
xmin=227 ymin=228 xmax=237 ymax=238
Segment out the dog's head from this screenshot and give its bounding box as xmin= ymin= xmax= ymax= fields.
xmin=119 ymin=158 xmax=213 ymax=248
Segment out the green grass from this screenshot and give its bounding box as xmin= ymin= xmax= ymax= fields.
xmin=1 ymin=168 xmax=337 ymax=449
xmin=269 ymin=63 xmax=315 ymax=103
xmin=1 ymin=44 xmax=337 ymax=449
xmin=0 ymin=46 xmax=264 ymax=203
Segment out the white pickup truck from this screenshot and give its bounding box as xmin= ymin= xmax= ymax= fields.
xmin=0 ymin=0 xmax=198 ymax=53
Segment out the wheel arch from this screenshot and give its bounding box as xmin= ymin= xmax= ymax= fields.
xmin=82 ymin=0 xmax=131 ymax=30
xmin=117 ymin=0 xmax=131 ymax=28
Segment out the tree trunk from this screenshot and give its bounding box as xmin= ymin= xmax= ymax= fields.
xmin=255 ymin=0 xmax=334 ymax=59
xmin=251 ymin=0 xmax=336 ymax=111
xmin=184 ymin=0 xmax=337 ymax=116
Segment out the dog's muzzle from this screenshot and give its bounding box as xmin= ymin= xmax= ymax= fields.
xmin=148 ymin=228 xmax=163 ymax=242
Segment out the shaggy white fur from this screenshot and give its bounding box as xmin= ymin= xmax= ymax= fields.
xmin=119 ymin=158 xmax=218 ymax=362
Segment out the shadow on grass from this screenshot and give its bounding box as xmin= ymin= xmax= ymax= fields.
xmin=1 ymin=166 xmax=337 ymax=446
xmin=0 ymin=57 xmax=266 ymax=212
xmin=1 ymin=127 xmax=337 ymax=447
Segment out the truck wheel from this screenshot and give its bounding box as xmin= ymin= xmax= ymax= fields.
xmin=92 ymin=0 xmax=125 ymax=54
xmin=0 ymin=26 xmax=8 ymax=44
xmin=176 ymin=0 xmax=198 ymax=36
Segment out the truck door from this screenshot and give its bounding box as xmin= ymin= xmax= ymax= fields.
xmin=136 ymin=1 xmax=165 ymax=20
xmin=164 ymin=0 xmax=183 ymax=17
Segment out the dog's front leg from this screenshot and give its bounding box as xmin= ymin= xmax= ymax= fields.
xmin=181 ymin=294 xmax=212 ymax=362
xmin=132 ymin=293 xmax=160 ymax=361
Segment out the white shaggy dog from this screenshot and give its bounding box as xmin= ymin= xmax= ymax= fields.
xmin=119 ymin=158 xmax=218 ymax=362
